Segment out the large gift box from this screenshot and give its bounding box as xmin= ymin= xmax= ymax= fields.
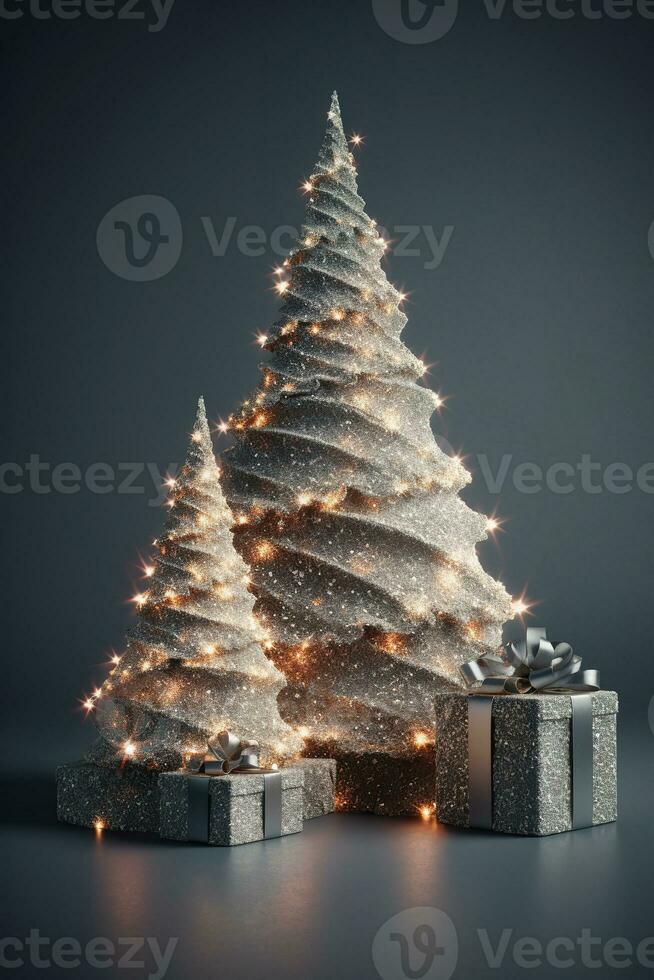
xmin=158 ymin=732 xmax=304 ymax=846
xmin=434 ymin=629 xmax=618 ymax=836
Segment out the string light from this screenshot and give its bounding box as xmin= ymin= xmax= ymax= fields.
xmin=349 ymin=133 xmax=364 ymax=146
xmin=131 ymin=592 xmax=149 ymax=608
xmin=275 ymin=281 xmax=289 ymax=295
xmin=414 ymin=732 xmax=430 ymax=748
xmin=256 ymin=332 xmax=268 ymax=347
xmin=419 ymin=803 xmax=436 ymax=821
xmin=301 ymin=180 xmax=314 ymax=193
xmin=512 ymin=596 xmax=531 ymax=617
xmin=93 ymin=818 xmax=105 ymax=833
xmin=123 ymin=741 xmax=136 ymax=759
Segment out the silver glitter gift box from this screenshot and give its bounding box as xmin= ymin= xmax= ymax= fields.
xmin=434 ymin=691 xmax=618 ymax=836
xmin=294 ymin=758 xmax=337 ymax=819
xmin=158 ymin=767 xmax=304 ymax=846
xmin=56 ymin=761 xmax=160 ymax=833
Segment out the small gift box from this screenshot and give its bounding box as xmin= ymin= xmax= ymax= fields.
xmin=434 ymin=628 xmax=618 ymax=836
xmin=158 ymin=732 xmax=304 ymax=846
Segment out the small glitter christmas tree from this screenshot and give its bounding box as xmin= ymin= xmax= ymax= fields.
xmin=220 ymin=94 xmax=515 ymax=814
xmin=91 ymin=397 xmax=302 ymax=770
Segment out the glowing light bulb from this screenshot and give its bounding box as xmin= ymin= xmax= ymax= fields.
xmin=275 ymin=281 xmax=289 ymax=295
xmin=191 ymin=431 xmax=202 ymax=443
xmin=164 ymin=477 xmax=177 ymax=489
xmin=256 ymin=332 xmax=268 ymax=347
xmin=301 ymin=180 xmax=314 ymax=193
xmin=131 ymin=592 xmax=149 ymax=608
xmin=512 ymin=596 xmax=531 ymax=617
xmin=414 ymin=732 xmax=430 ymax=748
xmin=110 ymin=654 xmax=121 ymax=665
xmin=123 ymin=741 xmax=136 ymax=758
xmin=296 ymin=493 xmax=312 ymax=507
xmin=217 ymin=420 xmax=230 ymax=434
xmin=350 ymin=133 xmax=364 ymax=146
xmin=93 ymin=818 xmax=105 ymax=833
xmin=419 ymin=804 xmax=435 ymax=821
xmin=83 ymin=698 xmax=95 ymax=712
xmin=143 ymin=564 xmax=155 ymax=578
xmin=486 ymin=517 xmax=500 ymax=533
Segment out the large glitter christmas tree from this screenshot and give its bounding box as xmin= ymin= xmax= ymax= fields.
xmin=221 ymin=94 xmax=514 ymax=814
xmin=91 ymin=397 xmax=302 ymax=770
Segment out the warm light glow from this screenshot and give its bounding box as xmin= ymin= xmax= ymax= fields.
xmin=398 ymin=292 xmax=407 ymax=303
xmin=301 ymin=180 xmax=314 ymax=193
xmin=83 ymin=698 xmax=95 ymax=712
xmin=191 ymin=431 xmax=202 ymax=443
xmin=331 ymin=308 xmax=345 ymax=321
xmin=164 ymin=477 xmax=177 ymax=489
xmin=217 ymin=420 xmax=230 ymax=434
xmin=275 ymin=280 xmax=289 ymax=295
xmin=419 ymin=803 xmax=435 ymax=821
xmin=93 ymin=818 xmax=105 ymax=833
xmin=256 ymin=332 xmax=268 ymax=347
xmin=512 ymin=596 xmax=531 ymax=617
xmin=123 ymin=741 xmax=136 ymax=758
xmin=486 ymin=517 xmax=500 ymax=533
xmin=110 ymin=654 xmax=121 ymax=665
xmin=432 ymin=393 xmax=444 ymax=409
xmin=414 ymin=732 xmax=430 ymax=748
xmin=254 ymin=540 xmax=276 ymax=561
xmin=236 ymin=514 xmax=249 ymax=525
xmin=143 ymin=564 xmax=155 ymax=578
xmin=349 ymin=133 xmax=364 ymax=146
xmin=296 ymin=493 xmax=312 ymax=508
xmin=131 ymin=592 xmax=149 ymax=608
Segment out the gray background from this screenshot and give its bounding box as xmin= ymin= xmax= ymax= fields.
xmin=2 ymin=2 xmax=653 ymax=978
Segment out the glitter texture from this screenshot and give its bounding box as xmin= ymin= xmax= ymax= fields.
xmin=159 ymin=768 xmax=304 ymax=845
xmin=294 ymin=758 xmax=337 ymax=819
xmin=221 ymin=93 xmax=512 ymax=810
xmin=434 ymin=691 xmax=618 ymax=835
xmin=91 ymin=397 xmax=303 ymax=770
xmin=56 ymin=762 xmax=160 ymax=833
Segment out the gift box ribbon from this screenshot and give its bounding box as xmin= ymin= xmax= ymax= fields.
xmin=461 ymin=628 xmax=600 ymax=832
xmin=184 ymin=732 xmax=282 ymax=843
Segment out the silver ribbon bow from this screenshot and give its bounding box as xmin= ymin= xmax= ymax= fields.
xmin=185 ymin=731 xmax=262 ymax=775
xmin=461 ymin=627 xmax=600 ymax=695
